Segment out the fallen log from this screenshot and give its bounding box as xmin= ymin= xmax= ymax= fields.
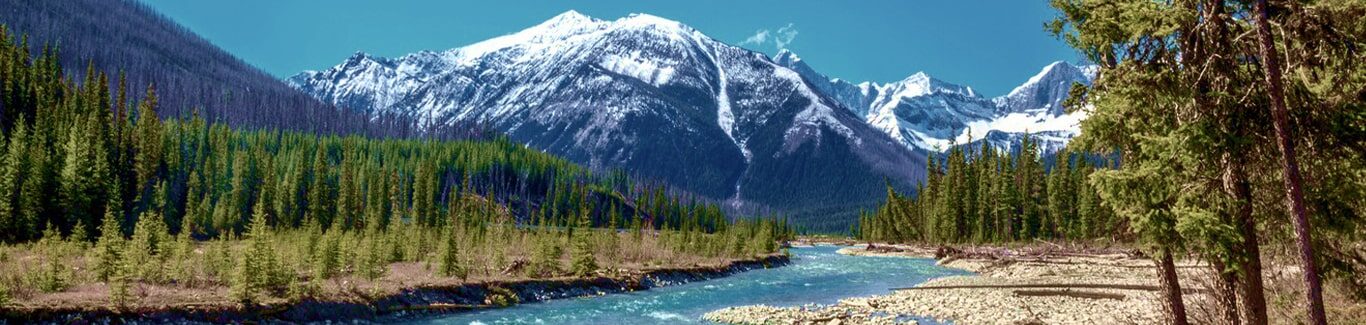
xmin=892 ymin=283 xmax=1208 ymax=294
xmin=1013 ymin=289 xmax=1127 ymax=300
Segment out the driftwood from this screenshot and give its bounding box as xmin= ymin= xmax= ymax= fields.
xmin=934 ymin=246 xmax=962 ymax=259
xmin=808 ymin=314 xmax=849 ymax=322
xmin=1009 ymin=258 xmax=1202 ymax=269
xmin=502 ymin=258 xmax=528 ymax=275
xmin=892 ymin=283 xmax=1208 ymax=294
xmin=1013 ymin=289 xmax=1127 ymax=300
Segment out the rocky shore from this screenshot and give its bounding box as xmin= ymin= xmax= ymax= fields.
xmin=706 ymin=244 xmax=1204 ymax=325
xmin=6 ymin=254 xmax=789 ymax=324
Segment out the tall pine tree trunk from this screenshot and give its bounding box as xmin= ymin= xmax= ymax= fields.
xmin=1182 ymin=5 xmax=1241 ymax=321
xmin=1226 ymin=157 xmax=1268 ymax=325
xmin=1157 ymin=246 xmax=1190 ymax=325
xmin=1252 ymin=1 xmax=1326 ymax=324
xmin=1211 ymin=260 xmax=1240 ymax=325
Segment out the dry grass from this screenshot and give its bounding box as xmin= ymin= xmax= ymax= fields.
xmin=0 ymin=227 xmax=771 ymax=314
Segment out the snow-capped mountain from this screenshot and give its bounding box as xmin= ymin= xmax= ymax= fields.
xmin=773 ymin=50 xmax=1095 ymax=154
xmin=290 ymin=11 xmax=925 ymax=224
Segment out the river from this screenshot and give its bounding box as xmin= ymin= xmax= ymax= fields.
xmin=407 ymin=245 xmax=969 ymax=324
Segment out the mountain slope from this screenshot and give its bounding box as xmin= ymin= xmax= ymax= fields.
xmin=774 ymin=50 xmax=1095 ymax=154
xmin=290 ymin=11 xmax=926 ymax=228
xmin=0 ymin=0 xmax=400 ymax=136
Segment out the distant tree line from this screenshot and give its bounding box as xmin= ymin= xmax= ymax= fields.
xmin=855 ymin=136 xmax=1119 ymax=243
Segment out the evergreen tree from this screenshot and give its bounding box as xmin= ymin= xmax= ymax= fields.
xmin=18 ymin=127 xmax=49 ymax=242
xmin=92 ymin=197 xmax=125 ymax=282
xmin=132 ymin=85 xmax=162 ymax=193
xmin=569 ymin=206 xmax=598 ymax=277
xmin=1046 ymin=149 xmax=1072 ymax=238
xmin=0 ymin=118 xmax=30 ymax=242
xmin=231 ymin=195 xmax=283 ymax=304
xmin=312 ymin=222 xmax=341 ymax=281
xmin=437 ymin=224 xmax=467 ymax=279
xmin=305 ymin=144 xmax=331 ymax=228
xmin=59 ymin=115 xmax=111 ymax=239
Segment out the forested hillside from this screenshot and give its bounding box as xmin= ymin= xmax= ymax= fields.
xmin=0 ymin=0 xmax=434 ymax=137
xmin=0 ymin=26 xmax=791 ymax=310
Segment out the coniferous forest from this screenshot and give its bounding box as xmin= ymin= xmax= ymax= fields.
xmin=857 ymin=136 xmax=1120 ymax=244
xmin=0 ymin=27 xmax=791 ymax=308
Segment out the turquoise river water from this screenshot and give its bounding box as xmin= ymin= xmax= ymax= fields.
xmin=407 ymin=245 xmax=969 ymax=324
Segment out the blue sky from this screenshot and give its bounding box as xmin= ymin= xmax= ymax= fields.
xmin=140 ymin=0 xmax=1081 ymax=96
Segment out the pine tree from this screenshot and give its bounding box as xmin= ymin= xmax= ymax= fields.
xmin=312 ymin=222 xmax=341 ymax=281
xmin=305 ymin=145 xmax=331 ymax=228
xmin=569 ymin=207 xmax=598 ymax=277
xmin=527 ymin=234 xmax=561 ymax=278
xmin=18 ymin=127 xmax=49 ymax=241
xmin=1046 ymin=149 xmax=1072 ymax=239
xmin=411 ymin=159 xmax=436 ymax=227
xmin=92 ymin=192 xmax=127 ymax=279
xmin=60 ymin=116 xmax=111 ymax=240
xmin=335 ymin=156 xmax=356 ymax=230
xmin=132 ymin=85 xmax=162 ymax=193
xmin=108 ymin=263 xmax=131 ymax=308
xmin=127 ymin=208 xmax=166 ymax=281
xmin=437 ymin=224 xmax=467 ymax=279
xmin=386 ymin=168 xmax=403 ymax=228
xmin=231 ymin=196 xmax=283 ymax=304
xmin=0 ymin=118 xmax=29 ymax=242
xmin=37 ymin=250 xmax=69 ymax=293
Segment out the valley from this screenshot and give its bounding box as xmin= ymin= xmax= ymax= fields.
xmin=1 ymin=1 xmax=1363 ymax=324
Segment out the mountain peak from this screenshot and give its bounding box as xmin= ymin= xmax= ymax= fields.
xmin=891 ymin=71 xmax=977 ymax=98
xmin=542 ymin=10 xmax=598 ymax=28
xmin=346 ymin=51 xmax=371 ymax=61
xmin=774 ymin=49 xmax=800 ymax=63
xmin=994 ymin=61 xmax=1093 ymax=116
xmin=903 ymin=71 xmax=931 ymax=82
xmin=341 ymin=51 xmax=387 ymax=68
xmin=1006 ymin=61 xmax=1082 ymax=98
xmin=615 ymin=12 xmax=696 ymax=35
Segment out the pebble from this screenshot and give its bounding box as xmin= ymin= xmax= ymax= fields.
xmin=705 ymin=247 xmax=1203 ymax=325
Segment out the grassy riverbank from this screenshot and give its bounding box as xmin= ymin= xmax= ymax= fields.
xmin=1 ymin=230 xmax=788 ymax=323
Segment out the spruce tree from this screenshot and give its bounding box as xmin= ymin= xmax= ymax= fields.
xmin=231 ymin=196 xmax=283 ymax=304
xmin=132 ymin=85 xmax=162 ymax=193
xmin=60 ymin=116 xmax=111 ymax=240
xmin=0 ymin=118 xmax=30 ymax=242
xmin=312 ymin=221 xmax=341 ymax=281
xmin=569 ymin=208 xmax=597 ymax=277
xmin=437 ymin=225 xmax=467 ymax=279
xmin=305 ymin=145 xmax=331 ymax=228
xmin=127 ymin=208 xmax=167 ymax=282
xmin=92 ymin=194 xmax=126 ymax=281
xmin=18 ymin=127 xmax=49 ymax=242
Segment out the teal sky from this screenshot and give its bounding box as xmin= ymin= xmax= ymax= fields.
xmin=139 ymin=0 xmax=1081 ymax=96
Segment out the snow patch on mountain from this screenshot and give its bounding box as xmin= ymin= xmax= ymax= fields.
xmin=601 ymin=51 xmax=677 ymax=87
xmin=772 ymin=51 xmax=1096 ymax=153
xmin=772 ymin=64 xmax=859 ymax=147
